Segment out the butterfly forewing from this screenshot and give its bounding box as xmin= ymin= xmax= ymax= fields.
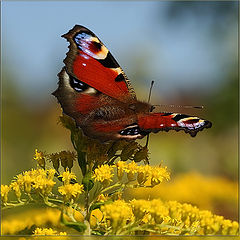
xmin=61 ymin=25 xmax=136 ymax=102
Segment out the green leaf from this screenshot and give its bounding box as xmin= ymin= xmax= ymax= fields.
xmin=90 ymin=200 xmax=113 ymax=211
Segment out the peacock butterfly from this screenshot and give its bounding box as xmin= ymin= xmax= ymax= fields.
xmin=53 ymin=25 xmax=212 ymax=142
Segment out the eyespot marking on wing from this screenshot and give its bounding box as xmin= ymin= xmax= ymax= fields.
xmin=119 ymin=124 xmax=148 ymax=136
xmin=63 ymin=69 xmax=99 ymax=95
xmin=74 ymin=32 xmax=109 ymax=60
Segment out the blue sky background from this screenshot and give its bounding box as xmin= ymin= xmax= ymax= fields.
xmin=2 ymin=1 xmax=238 ymax=107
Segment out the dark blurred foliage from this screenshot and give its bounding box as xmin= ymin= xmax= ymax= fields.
xmin=207 ymin=69 xmax=238 ymax=134
xmin=163 ymin=1 xmax=238 ymax=29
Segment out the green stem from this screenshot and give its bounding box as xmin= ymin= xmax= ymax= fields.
xmin=43 ymin=196 xmax=58 ymax=208
xmin=1 ymin=201 xmax=28 ymax=209
xmin=100 ymin=182 xmax=123 ymax=194
xmin=77 ymin=151 xmax=87 ymax=176
xmin=70 ymin=132 xmax=77 ymax=151
xmin=48 ymin=198 xmax=64 ymax=205
xmin=85 ymin=191 xmax=90 ymax=221
xmin=84 ymin=220 xmax=91 ymax=235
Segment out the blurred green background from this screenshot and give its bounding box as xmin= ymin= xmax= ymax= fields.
xmin=1 ymin=0 xmax=238 ymax=219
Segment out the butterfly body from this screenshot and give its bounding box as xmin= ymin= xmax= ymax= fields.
xmin=53 ymin=25 xmax=212 ymax=142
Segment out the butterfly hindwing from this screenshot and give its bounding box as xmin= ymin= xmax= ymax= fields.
xmin=137 ymin=112 xmax=212 ymax=137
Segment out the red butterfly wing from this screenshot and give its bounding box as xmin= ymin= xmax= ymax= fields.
xmin=62 ymin=25 xmax=136 ymax=102
xmin=137 ymin=112 xmax=212 ymax=137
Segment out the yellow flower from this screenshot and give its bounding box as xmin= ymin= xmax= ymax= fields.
xmin=10 ymin=181 xmax=21 ymax=200
xmin=149 ymin=199 xmax=170 ymax=225
xmin=124 ymin=161 xmax=138 ymax=181
xmin=1 ymin=185 xmax=11 ymax=204
xmin=33 ymin=149 xmax=45 ymax=169
xmin=21 ymin=174 xmax=32 ymax=193
xmin=92 ymin=165 xmax=114 ymax=187
xmin=33 ymin=175 xmax=56 ymax=197
xmin=130 ymin=172 xmax=237 ymax=217
xmin=58 ymin=183 xmax=84 ymax=202
xmin=47 ymin=169 xmax=56 ymax=180
xmin=60 ymin=170 xmax=77 ymax=185
xmin=130 ymin=199 xmax=151 ymax=220
xmin=14 ymin=169 xmax=57 ymax=197
xmin=90 ymin=209 xmax=103 ymax=227
xmin=115 ymin=161 xmax=127 ymax=180
xmin=97 ymin=193 xmax=109 ymax=202
xmin=101 ymin=200 xmax=134 ymax=233
xmin=136 ymin=165 xmax=152 ymax=184
xmin=150 ymin=166 xmax=170 ymax=186
xmin=33 ymin=227 xmax=67 ymax=235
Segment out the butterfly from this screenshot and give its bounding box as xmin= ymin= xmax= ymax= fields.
xmin=53 ymin=25 xmax=212 ymax=142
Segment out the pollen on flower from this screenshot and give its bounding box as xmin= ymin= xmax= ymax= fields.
xmin=124 ymin=161 xmax=138 ymax=174
xmin=92 ymin=165 xmax=114 ymax=186
xmin=130 ymin=199 xmax=151 ymax=220
xmin=58 ymin=183 xmax=84 ymax=202
xmin=13 ymin=169 xmax=57 ymax=197
xmin=1 ymin=185 xmax=11 ymax=204
xmin=33 ymin=175 xmax=56 ymax=196
xmin=97 ymin=194 xmax=109 ymax=202
xmin=136 ymin=165 xmax=152 ymax=184
xmin=124 ymin=161 xmax=138 ymax=181
xmin=33 ymin=149 xmax=46 ymax=169
xmin=10 ymin=181 xmax=21 ymax=200
xmin=150 ymin=166 xmax=170 ymax=186
xmin=60 ymin=170 xmax=77 ymax=184
xmin=47 ymin=169 xmax=56 ymax=180
xmin=101 ymin=200 xmax=134 ymax=232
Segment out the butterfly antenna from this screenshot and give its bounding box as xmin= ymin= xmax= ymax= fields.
xmin=147 ymin=81 xmax=155 ymax=103
xmin=153 ymin=104 xmax=204 ymax=109
xmin=145 ymin=81 xmax=155 ymax=150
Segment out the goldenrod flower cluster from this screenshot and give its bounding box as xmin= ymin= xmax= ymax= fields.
xmin=1 ymin=185 xmax=11 ymax=204
xmin=101 ymin=200 xmax=134 ymax=234
xmin=1 ymin=169 xmax=56 ymax=205
xmin=93 ymin=161 xmax=170 ymax=187
xmin=92 ymin=165 xmax=114 ymax=187
xmin=99 ymin=199 xmax=239 ymax=235
xmin=129 ymin=172 xmax=238 ymax=218
xmin=58 ymin=170 xmax=84 ymax=203
xmin=1 ymin=136 xmax=238 ymax=236
xmin=58 ymin=183 xmax=84 ymax=203
xmin=60 ymin=170 xmax=77 ymax=184
xmin=16 ymin=169 xmax=56 ymax=196
xmin=33 ymin=227 xmax=67 ymax=235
